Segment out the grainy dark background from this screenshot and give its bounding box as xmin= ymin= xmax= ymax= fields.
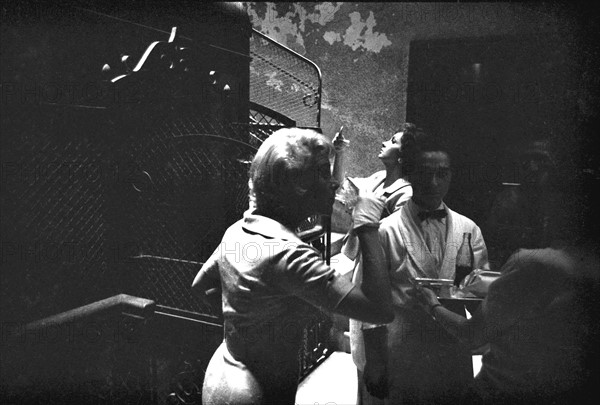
xmin=1 ymin=2 xmax=599 ymax=403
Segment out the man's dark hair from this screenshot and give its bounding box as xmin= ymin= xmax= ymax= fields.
xmin=416 ymin=133 xmax=450 ymax=155
xmin=402 ymin=130 xmax=451 ymax=175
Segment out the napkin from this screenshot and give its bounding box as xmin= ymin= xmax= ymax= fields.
xmin=459 ymin=269 xmax=502 ymax=298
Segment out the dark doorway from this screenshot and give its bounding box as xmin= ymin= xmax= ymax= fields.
xmin=406 ymin=34 xmax=579 ymax=225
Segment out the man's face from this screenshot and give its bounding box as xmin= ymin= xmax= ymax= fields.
xmin=409 ymin=151 xmax=452 ymax=210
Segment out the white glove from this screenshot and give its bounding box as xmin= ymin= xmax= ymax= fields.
xmin=332 ymin=126 xmax=350 ymax=151
xmin=352 ymin=191 xmax=386 ymax=230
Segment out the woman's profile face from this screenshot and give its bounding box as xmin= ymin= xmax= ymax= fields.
xmin=378 ymin=132 xmax=404 ymax=165
xmin=301 ymin=158 xmax=339 ymax=216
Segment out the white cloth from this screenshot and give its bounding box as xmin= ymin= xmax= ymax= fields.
xmin=383 ymin=199 xmax=489 ymax=281
xmin=354 ymin=171 xmax=412 ymax=222
xmin=409 ymin=201 xmax=448 ymax=270
xmin=352 ymin=193 xmax=386 ymax=230
xmin=350 ymin=199 xmax=489 ymax=371
xmin=342 ymin=172 xmax=412 ymax=260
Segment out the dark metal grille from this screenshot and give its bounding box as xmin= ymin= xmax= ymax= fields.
xmin=250 ymin=109 xmax=287 ymax=126
xmin=250 ymin=29 xmax=321 ymax=128
xmin=247 ymin=101 xmax=296 ymax=146
xmin=124 ymin=129 xmax=255 ymax=263
xmin=248 ymin=123 xmax=284 ymax=147
xmin=1 ymin=106 xmax=115 ymax=322
xmin=118 ymin=109 xmax=257 ymax=314
xmin=299 ymin=314 xmax=333 ymax=380
xmin=126 ymin=256 xmax=211 ymax=316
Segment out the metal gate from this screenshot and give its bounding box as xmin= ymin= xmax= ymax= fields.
xmin=2 ymin=7 xmax=331 ymax=401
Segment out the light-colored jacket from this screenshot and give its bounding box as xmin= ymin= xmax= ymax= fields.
xmin=357 ymin=170 xmax=412 ymax=220
xmin=350 ymin=200 xmax=489 ymax=370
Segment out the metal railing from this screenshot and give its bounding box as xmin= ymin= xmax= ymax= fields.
xmin=250 ymin=29 xmax=322 ymax=128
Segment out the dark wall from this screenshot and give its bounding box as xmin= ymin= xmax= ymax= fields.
xmin=406 ymin=34 xmax=578 ymax=221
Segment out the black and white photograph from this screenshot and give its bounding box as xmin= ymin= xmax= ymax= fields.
xmin=2 ymin=1 xmax=599 ymax=404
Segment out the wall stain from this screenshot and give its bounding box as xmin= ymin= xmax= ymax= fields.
xmin=338 ymin=11 xmax=392 ymax=52
xmin=247 ymin=2 xmax=391 ymax=54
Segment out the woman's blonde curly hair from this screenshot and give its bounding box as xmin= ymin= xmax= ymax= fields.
xmin=248 ymin=128 xmax=334 ymax=217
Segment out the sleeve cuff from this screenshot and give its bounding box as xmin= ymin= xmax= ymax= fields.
xmin=328 ymin=272 xmax=356 ymax=310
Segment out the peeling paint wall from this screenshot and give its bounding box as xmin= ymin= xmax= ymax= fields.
xmin=245 ymin=2 xmax=573 ymax=177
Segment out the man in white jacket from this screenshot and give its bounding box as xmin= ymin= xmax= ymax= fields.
xmin=352 ymin=136 xmax=490 ymax=404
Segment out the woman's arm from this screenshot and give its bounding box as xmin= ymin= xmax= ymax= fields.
xmin=331 ymin=126 xmax=349 ymax=186
xmin=335 ymin=194 xmax=394 ymax=324
xmin=430 ymin=302 xmax=487 ymax=349
xmin=191 ymin=254 xmax=223 ymax=315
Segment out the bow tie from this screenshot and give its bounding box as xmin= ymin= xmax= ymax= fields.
xmin=418 ymin=209 xmax=447 ymax=221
